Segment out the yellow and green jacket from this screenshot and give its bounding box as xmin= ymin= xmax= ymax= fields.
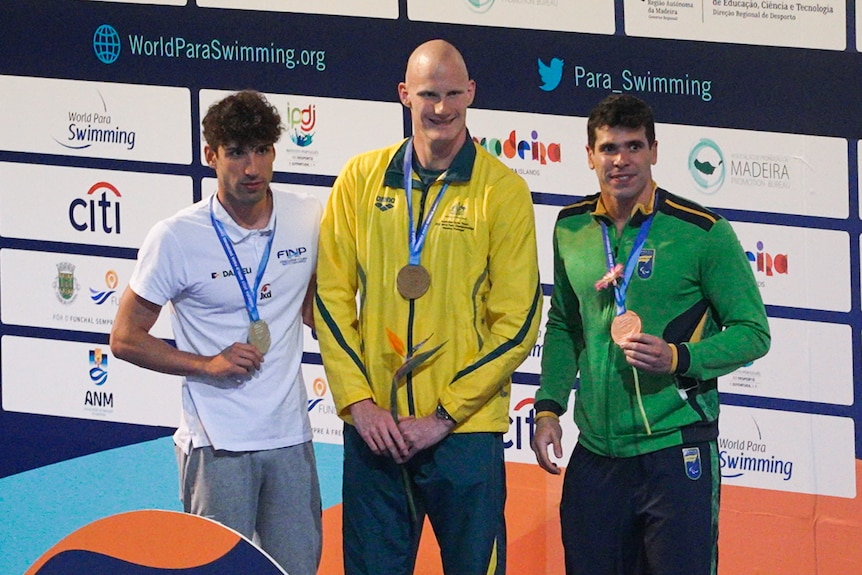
xmin=315 ymin=136 xmax=542 ymax=432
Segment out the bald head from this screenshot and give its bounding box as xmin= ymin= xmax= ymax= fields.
xmin=398 ymin=40 xmax=475 ymax=170
xmin=405 ymin=39 xmax=470 ymax=85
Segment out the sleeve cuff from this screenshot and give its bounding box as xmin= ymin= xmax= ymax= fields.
xmin=674 ymin=342 xmax=692 ymax=375
xmin=533 ymin=399 xmax=565 ymax=417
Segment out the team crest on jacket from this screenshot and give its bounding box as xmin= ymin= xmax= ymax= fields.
xmin=637 ymin=249 xmax=655 ymax=279
xmin=682 ymin=447 xmax=702 ymax=480
xmin=374 ymin=195 xmax=395 ymax=212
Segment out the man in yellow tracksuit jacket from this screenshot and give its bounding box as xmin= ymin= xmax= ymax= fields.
xmin=315 ymin=40 xmax=541 ymax=575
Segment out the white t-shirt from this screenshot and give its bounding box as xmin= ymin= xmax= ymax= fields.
xmin=130 ymin=189 xmax=321 ymax=453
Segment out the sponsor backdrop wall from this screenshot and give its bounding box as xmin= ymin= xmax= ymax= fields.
xmin=1 ymin=1 xmax=861 ymax=573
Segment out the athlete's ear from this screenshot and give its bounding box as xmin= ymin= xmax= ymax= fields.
xmin=204 ymin=145 xmax=217 ymax=167
xmin=398 ymin=82 xmax=411 ymax=108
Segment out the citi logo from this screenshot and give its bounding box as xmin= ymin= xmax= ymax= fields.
xmin=69 ymin=181 xmax=122 ymax=234
xmin=503 ymin=397 xmax=536 ymax=451
xmin=287 ymin=103 xmax=315 ymax=147
xmin=746 ymin=241 xmax=788 ymax=276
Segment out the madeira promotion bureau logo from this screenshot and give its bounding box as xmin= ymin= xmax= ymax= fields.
xmin=94 ymin=24 xmax=121 ymax=64
xmin=688 ymin=138 xmax=726 ymax=194
xmin=466 ymin=0 xmax=496 ymax=13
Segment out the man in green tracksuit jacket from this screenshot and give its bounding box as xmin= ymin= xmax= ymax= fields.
xmin=531 ymin=94 xmax=770 ymax=575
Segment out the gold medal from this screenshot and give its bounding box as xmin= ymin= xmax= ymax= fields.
xmin=397 ymin=264 xmax=431 ymax=300
xmin=611 ymin=310 xmax=641 ymax=345
xmin=248 ymin=319 xmax=271 ymax=354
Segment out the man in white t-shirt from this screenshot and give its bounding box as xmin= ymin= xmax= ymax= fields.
xmin=110 ymin=90 xmax=322 ymax=575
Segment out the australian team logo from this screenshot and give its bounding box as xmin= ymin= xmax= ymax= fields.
xmin=54 ymin=262 xmax=80 ymax=304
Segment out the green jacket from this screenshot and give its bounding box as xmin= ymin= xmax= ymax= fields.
xmin=535 ymin=186 xmax=770 ymax=457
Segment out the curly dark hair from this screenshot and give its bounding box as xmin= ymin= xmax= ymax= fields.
xmin=587 ymin=94 xmax=655 ymax=150
xmin=202 ymin=90 xmax=283 ymax=150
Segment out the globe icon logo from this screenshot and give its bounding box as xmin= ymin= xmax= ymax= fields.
xmin=93 ymin=24 xmax=121 ymax=64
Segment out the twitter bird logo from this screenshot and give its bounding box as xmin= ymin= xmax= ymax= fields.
xmin=538 ymin=57 xmax=564 ymax=92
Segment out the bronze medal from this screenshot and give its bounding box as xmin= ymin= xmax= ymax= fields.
xmin=397 ymin=264 xmax=431 ymax=300
xmin=611 ymin=310 xmax=641 ymax=345
xmin=248 ymin=319 xmax=271 ymax=354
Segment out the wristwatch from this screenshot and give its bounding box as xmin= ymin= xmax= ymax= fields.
xmin=435 ymin=402 xmax=456 ymax=424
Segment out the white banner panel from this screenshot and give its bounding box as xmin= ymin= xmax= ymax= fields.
xmin=534 ymin=203 xmax=562 ymax=285
xmin=0 ymin=249 xmax=173 ymax=339
xmin=0 ymin=76 xmax=191 ymax=163
xmin=200 ymin=90 xmax=403 ymax=177
xmin=407 ymin=0 xmax=615 ymax=34
xmin=516 ymin=295 xmax=550 ymax=377
xmin=719 ymin=405 xmax=856 ymax=498
xmin=624 ymin=0 xmax=845 ymax=51
xmin=303 ymin=363 xmax=344 ymax=445
xmin=654 ymin=124 xmax=847 ymax=218
xmin=504 ymin=382 xmax=578 ymax=465
xmin=0 ymin=162 xmax=193 ymax=248
xmin=197 ymin=0 xmax=398 ymax=18
xmin=720 ymin=317 xmax=852 ymax=406
xmin=469 ymin=109 xmax=588 ymax=196
xmin=1 ymin=335 xmax=181 ymax=427
xmin=732 ymin=222 xmax=850 ymax=312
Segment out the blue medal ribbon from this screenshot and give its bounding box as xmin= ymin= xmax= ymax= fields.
xmin=403 ymin=139 xmax=449 ymax=266
xmin=209 ymin=194 xmax=275 ymax=324
xmin=600 ymin=199 xmax=655 ymax=316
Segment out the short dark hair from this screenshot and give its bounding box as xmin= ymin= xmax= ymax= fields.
xmin=587 ymin=94 xmax=655 ymax=150
xmin=202 ymin=90 xmax=282 ymax=150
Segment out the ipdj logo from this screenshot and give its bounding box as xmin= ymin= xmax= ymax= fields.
xmin=538 ymin=58 xmax=564 ymax=92
xmin=287 ymin=103 xmax=316 ymax=147
xmin=465 ymin=0 xmax=496 ymax=12
xmin=687 ymin=138 xmax=725 ymax=194
xmin=94 ymin=24 xmax=121 ymax=64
